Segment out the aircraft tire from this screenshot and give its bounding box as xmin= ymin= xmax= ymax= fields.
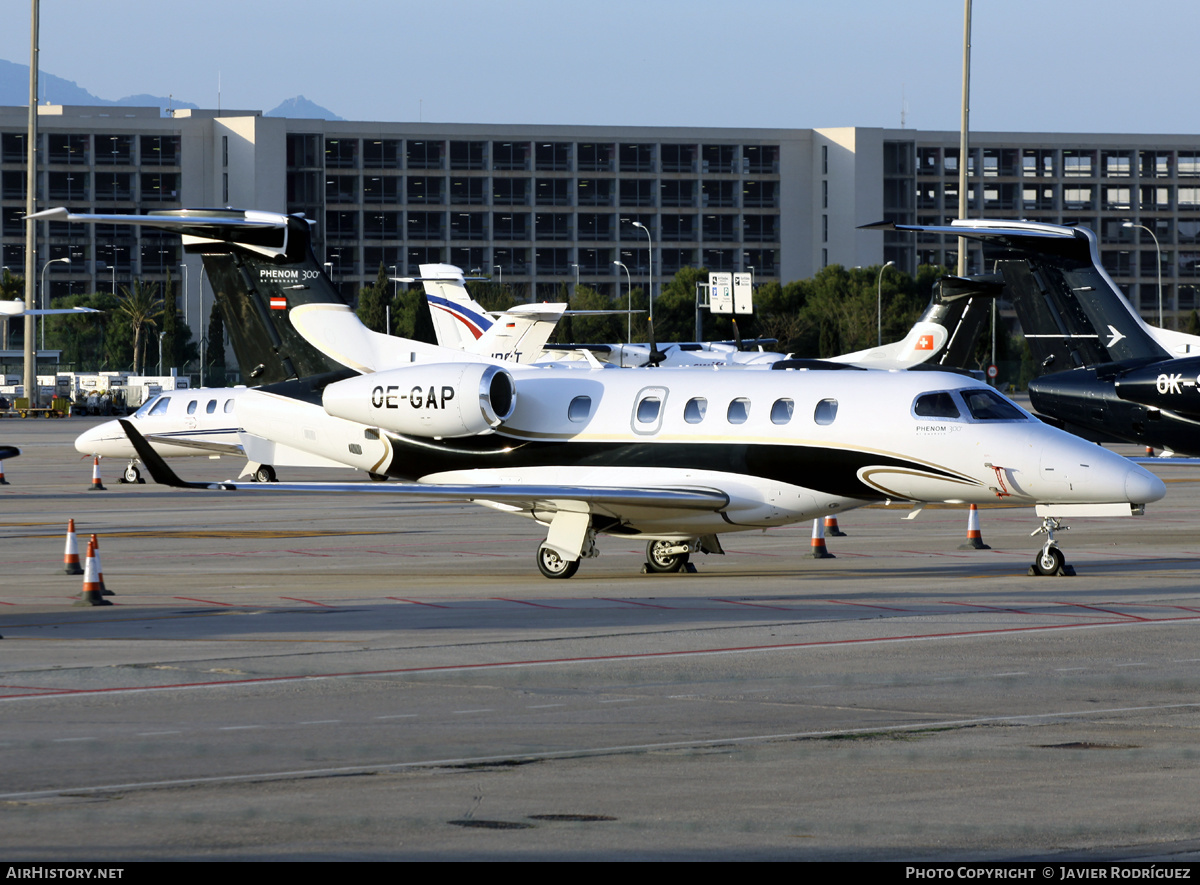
xmin=254 ymin=464 xmax=277 ymax=483
xmin=537 ymin=545 xmax=579 ymax=579
xmin=645 ymin=540 xmax=690 ymax=573
xmin=1033 ymin=545 xmax=1065 ymax=576
xmin=123 ymin=464 xmax=141 ymax=483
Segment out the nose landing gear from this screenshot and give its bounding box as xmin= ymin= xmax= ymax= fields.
xmin=1029 ymin=516 xmax=1075 ymax=576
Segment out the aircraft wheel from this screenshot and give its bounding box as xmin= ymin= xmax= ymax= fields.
xmin=123 ymin=464 xmax=141 ymax=484
xmin=254 ymin=464 xmax=277 ymax=483
xmin=1033 ymin=545 xmax=1065 ymax=576
xmin=537 ymin=545 xmax=579 ymax=579
xmin=645 ymin=539 xmax=690 ymax=573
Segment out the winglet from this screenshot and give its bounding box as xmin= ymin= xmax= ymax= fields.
xmin=117 ymin=419 xmax=233 ymax=490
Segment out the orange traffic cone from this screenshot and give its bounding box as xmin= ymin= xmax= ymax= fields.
xmin=87 ymin=455 xmax=106 ymax=491
xmin=62 ymin=519 xmax=83 ymax=575
xmin=0 ymin=459 xmax=8 ymax=485
xmin=75 ymin=538 xmax=112 ymax=607
xmin=958 ymin=504 xmax=991 ymax=550
xmin=89 ymin=534 xmax=112 ymax=596
xmin=824 ymin=515 xmax=847 ymax=537
xmin=809 ymin=518 xmax=835 ymax=559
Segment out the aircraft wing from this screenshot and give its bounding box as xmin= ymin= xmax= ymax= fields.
xmin=142 ymin=432 xmax=245 ymax=456
xmin=0 ymin=300 xmax=102 ymax=318
xmin=120 ymin=419 xmax=728 ymax=510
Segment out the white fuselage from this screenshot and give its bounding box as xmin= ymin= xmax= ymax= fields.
xmin=248 ymin=362 xmax=1163 ymax=540
xmin=75 ymin=389 xmax=248 ymax=460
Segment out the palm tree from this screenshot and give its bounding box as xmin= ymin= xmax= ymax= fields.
xmin=115 ymin=281 xmax=163 ymax=374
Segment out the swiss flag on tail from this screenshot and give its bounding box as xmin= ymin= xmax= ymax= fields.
xmin=915 ymin=334 xmax=934 ymax=351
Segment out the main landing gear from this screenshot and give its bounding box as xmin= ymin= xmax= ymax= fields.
xmin=253 ymin=464 xmax=277 ymax=483
xmin=537 ymin=545 xmax=580 ymax=579
xmin=119 ymin=461 xmax=144 ymax=484
xmin=1029 ymin=516 xmax=1075 ymax=577
xmin=644 ymin=539 xmax=693 ymax=574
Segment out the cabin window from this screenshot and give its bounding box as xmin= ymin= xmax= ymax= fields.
xmin=962 ymin=388 xmax=1025 ymax=420
xmin=133 ymin=396 xmax=161 ymax=418
xmin=186 ymin=400 xmax=198 ymax=415
xmin=224 ymin=399 xmax=235 ymax=413
xmin=814 ymin=398 xmax=838 ymax=425
xmin=913 ymin=392 xmax=961 ymax=419
xmin=206 ymin=399 xmax=218 ymax=414
xmin=684 ymin=397 xmax=707 ymax=424
xmin=568 ymin=395 xmax=592 ymax=423
xmin=348 ymin=443 xmax=362 ymax=455
xmin=637 ymin=396 xmax=662 ymax=424
xmin=770 ymin=398 xmax=794 ymax=425
xmin=148 ymin=396 xmax=170 ymax=416
xmin=727 ymin=397 xmax=750 ymax=424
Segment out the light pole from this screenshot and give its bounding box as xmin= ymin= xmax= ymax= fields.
xmin=571 ymin=262 xmax=579 ymax=296
xmin=39 ymin=257 xmax=69 ymax=350
xmin=877 ymin=260 xmax=896 ymax=347
xmin=1123 ymin=221 xmax=1163 ymax=327
xmin=158 ymin=331 xmax=166 ymax=377
xmin=614 ymin=260 xmax=632 ymax=342
xmin=178 ymin=262 xmax=188 ymax=332
xmin=632 ymin=221 xmax=653 ymax=325
xmin=494 ymin=264 xmax=502 ymax=290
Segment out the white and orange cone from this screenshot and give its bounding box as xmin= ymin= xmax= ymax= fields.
xmin=89 ymin=534 xmax=112 ymax=595
xmin=824 ymin=515 xmax=847 ymax=537
xmin=809 ymin=518 xmax=835 ymax=559
xmin=87 ymin=455 xmax=106 ymax=491
xmin=958 ymin=504 xmax=991 ymax=550
xmin=0 ymin=459 xmax=8 ymax=485
xmin=62 ymin=519 xmax=83 ymax=575
xmin=75 ymin=538 xmax=111 ymax=607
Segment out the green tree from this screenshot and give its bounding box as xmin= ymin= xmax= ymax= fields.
xmin=115 ymin=280 xmax=164 ymax=374
xmin=206 ymin=303 xmax=227 ymax=387
xmin=356 ymin=264 xmax=391 ymax=333
xmin=160 ymin=270 xmax=199 ymax=371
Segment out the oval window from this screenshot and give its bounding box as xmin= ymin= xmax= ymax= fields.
xmin=727 ymin=397 xmax=750 ymax=424
xmin=770 ymin=398 xmax=794 ymax=425
xmin=814 ymin=398 xmax=838 ymax=425
xmin=637 ymin=396 xmax=661 ymax=424
xmin=684 ymin=397 xmax=707 ymax=424
xmin=186 ymin=400 xmax=198 ymax=415
xmin=568 ymin=395 xmax=592 ymax=423
xmin=206 ymin=399 xmax=217 ymax=414
xmin=224 ymin=399 xmax=235 ymax=414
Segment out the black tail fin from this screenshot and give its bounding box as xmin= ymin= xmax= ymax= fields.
xmin=921 ymin=274 xmax=1005 ymax=369
xmin=28 ymin=207 xmax=356 ymax=387
xmin=862 ymin=220 xmax=1171 ymax=374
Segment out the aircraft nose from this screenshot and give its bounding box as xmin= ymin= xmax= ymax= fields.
xmin=74 ymin=420 xmax=118 ymax=455
xmin=1126 ymin=464 xmax=1166 ymax=504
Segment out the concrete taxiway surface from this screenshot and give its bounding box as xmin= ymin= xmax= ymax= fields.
xmin=2 ymin=418 xmax=1200 ymax=860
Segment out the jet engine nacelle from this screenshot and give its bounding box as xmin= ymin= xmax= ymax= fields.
xmin=1115 ymin=356 xmax=1200 ymax=416
xmin=322 ymin=363 xmax=516 ymax=438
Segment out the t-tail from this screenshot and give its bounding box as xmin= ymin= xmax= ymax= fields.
xmin=29 ymin=207 xmax=357 ymax=388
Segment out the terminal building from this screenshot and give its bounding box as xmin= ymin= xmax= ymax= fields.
xmin=2 ymin=104 xmax=1199 ymax=354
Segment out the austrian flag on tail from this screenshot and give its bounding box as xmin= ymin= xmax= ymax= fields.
xmin=270 ymin=296 xmax=288 ymax=310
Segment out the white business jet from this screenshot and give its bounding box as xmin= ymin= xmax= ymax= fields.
xmin=33 ymin=207 xmax=1164 ymax=579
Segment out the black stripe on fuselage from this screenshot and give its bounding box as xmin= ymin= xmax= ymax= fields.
xmin=380 ymin=435 xmax=972 ymax=501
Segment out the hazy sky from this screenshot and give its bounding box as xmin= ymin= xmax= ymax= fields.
xmin=4 ymin=0 xmax=1199 ymax=133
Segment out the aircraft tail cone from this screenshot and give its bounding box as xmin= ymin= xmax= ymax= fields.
xmin=957 ymin=504 xmax=992 ymax=550
xmin=87 ymin=455 xmax=106 ymax=491
xmin=808 ymin=518 xmax=835 ymax=559
xmin=89 ymin=534 xmax=112 ymax=596
xmin=62 ymin=519 xmax=83 ymax=575
xmin=75 ymin=538 xmax=112 ymax=607
xmin=824 ymin=515 xmax=847 ymax=537
xmin=0 ymin=459 xmax=8 ymax=485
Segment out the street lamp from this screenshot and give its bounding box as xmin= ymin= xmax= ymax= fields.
xmin=877 ymin=260 xmax=896 ymax=347
xmin=178 ymin=262 xmax=188 ymax=331
xmin=632 ymin=221 xmax=653 ymax=323
xmin=494 ymin=264 xmax=502 ymax=289
xmin=39 ymin=257 xmax=70 ymax=350
xmin=571 ymin=262 xmax=579 ymax=296
xmin=614 ymin=260 xmax=632 ymax=342
xmin=1123 ymin=221 xmax=1163 ymax=327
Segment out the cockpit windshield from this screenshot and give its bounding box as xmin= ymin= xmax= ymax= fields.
xmin=961 ymin=389 xmax=1026 ymax=420
xmin=134 ymin=396 xmax=163 ymax=418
